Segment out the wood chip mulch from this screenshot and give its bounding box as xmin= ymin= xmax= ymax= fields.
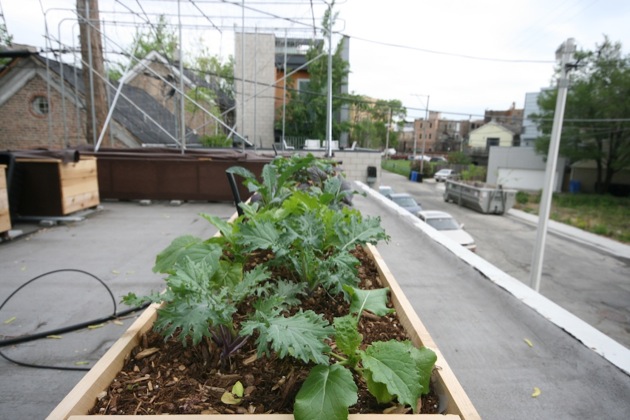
xmin=90 ymin=246 xmax=441 ymax=416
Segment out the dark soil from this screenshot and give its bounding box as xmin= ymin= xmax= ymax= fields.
xmin=90 ymin=246 xmax=440 ymax=416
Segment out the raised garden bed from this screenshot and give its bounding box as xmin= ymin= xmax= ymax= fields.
xmin=48 ymin=155 xmax=479 ymax=420
xmin=14 ymin=156 xmax=100 ymax=217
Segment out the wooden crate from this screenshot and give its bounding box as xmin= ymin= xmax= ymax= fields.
xmin=15 ymin=157 xmax=100 ymax=217
xmin=0 ymin=165 xmax=10 ymax=232
xmin=48 ymin=241 xmax=480 ymax=420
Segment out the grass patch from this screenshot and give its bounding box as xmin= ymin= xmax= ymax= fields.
xmin=381 ymin=159 xmax=411 ymax=178
xmin=513 ymin=192 xmax=630 ymax=244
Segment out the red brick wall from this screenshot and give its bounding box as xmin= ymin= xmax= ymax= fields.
xmin=0 ymin=74 xmax=88 ymax=150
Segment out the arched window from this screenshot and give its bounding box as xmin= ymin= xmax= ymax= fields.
xmin=32 ymin=96 xmax=49 ymax=116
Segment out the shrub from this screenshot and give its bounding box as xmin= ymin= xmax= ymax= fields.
xmin=516 ymin=191 xmax=529 ymax=205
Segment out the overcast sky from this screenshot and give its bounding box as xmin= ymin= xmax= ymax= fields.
xmin=2 ymin=0 xmax=629 ymax=120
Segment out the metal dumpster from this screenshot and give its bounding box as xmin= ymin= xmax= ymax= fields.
xmin=443 ymin=179 xmax=517 ymax=215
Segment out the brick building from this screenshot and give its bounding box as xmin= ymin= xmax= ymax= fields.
xmin=0 ymin=48 xmax=201 ymax=151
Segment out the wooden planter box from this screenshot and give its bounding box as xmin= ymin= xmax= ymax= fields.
xmin=49 ymin=243 xmax=480 ymax=420
xmin=86 ymin=148 xmax=273 ymax=202
xmin=15 ymin=157 xmax=100 ymax=217
xmin=0 ymin=165 xmax=10 ymax=233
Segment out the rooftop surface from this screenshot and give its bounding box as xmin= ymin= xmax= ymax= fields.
xmin=0 ymin=182 xmax=629 ymax=419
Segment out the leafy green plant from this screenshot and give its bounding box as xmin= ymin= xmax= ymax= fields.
xmin=121 ymin=154 xmax=436 ymax=419
xmin=227 ymin=154 xmax=353 ymax=209
xmin=460 ymin=164 xmax=486 ymax=181
xmin=293 ymin=286 xmax=437 ymax=420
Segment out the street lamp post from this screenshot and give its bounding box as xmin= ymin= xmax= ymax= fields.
xmin=411 ymin=94 xmax=430 ymax=167
xmin=324 ymin=1 xmax=334 ymax=158
xmin=530 ymin=38 xmax=576 ymax=292
xmin=420 ymin=95 xmax=430 ymax=174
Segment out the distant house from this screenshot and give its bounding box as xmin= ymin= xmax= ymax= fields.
xmin=0 ymin=46 xmax=200 ymax=151
xmin=121 ymin=50 xmax=235 ymax=143
xmin=468 ymin=121 xmax=518 ymax=153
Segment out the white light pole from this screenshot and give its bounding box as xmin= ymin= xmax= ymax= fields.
xmin=530 ymin=38 xmax=576 ymax=292
xmin=420 ymin=95 xmax=430 ymax=174
xmin=325 ymin=1 xmax=334 ymax=158
xmin=411 ymin=94 xmax=429 ymax=164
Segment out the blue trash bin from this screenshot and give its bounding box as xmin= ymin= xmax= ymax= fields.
xmin=569 ymin=180 xmax=581 ymax=193
xmin=410 ymin=171 xmax=418 ymax=182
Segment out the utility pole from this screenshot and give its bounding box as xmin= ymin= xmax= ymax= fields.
xmin=384 ymin=107 xmax=391 ymax=158
xmin=420 ymin=95 xmax=430 ymax=173
xmin=530 ymin=38 xmax=576 ymax=292
xmin=77 ymin=0 xmax=109 ymax=146
xmin=324 ymin=1 xmax=334 ymax=158
xmin=177 ymin=0 xmax=185 ymax=153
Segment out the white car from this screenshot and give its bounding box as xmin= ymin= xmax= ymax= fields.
xmin=434 ymin=168 xmax=455 ymax=182
xmin=390 ymin=193 xmax=423 ymax=216
xmin=418 ymin=210 xmax=476 ymax=252
xmin=378 ymin=185 xmax=395 ymax=199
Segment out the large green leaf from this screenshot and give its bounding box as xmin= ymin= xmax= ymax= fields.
xmin=241 ymin=310 xmax=333 ymax=365
xmin=237 ymin=219 xmax=280 ymax=252
xmin=333 ymin=315 xmax=362 ymax=368
xmin=360 ymin=340 xmax=423 ymax=412
xmin=336 ymin=213 xmax=389 ymax=251
xmin=153 ymin=235 xmax=221 ymax=274
xmin=154 ymin=291 xmax=235 ymax=346
xmin=294 ymin=364 xmax=358 ymax=420
xmin=344 ymin=286 xmax=393 ymax=317
xmin=409 ymin=346 xmax=438 ymax=396
xmin=211 ymin=260 xmax=243 ymax=289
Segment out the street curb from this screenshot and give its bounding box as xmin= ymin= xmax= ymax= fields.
xmin=507 ymin=208 xmax=630 ymax=260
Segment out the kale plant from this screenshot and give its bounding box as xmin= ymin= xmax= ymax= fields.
xmin=293 ymin=286 xmax=437 ymax=420
xmin=121 ymin=154 xmax=434 ymax=420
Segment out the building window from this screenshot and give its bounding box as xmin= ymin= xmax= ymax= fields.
xmin=486 ymin=137 xmax=500 ymax=151
xmin=297 ymin=78 xmax=310 ymax=93
xmin=32 ymin=96 xmax=49 ymax=116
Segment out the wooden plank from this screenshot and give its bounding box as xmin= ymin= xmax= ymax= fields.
xmin=69 ymin=415 xmax=462 ymax=420
xmin=61 ymin=190 xmax=100 ymax=214
xmin=47 ymin=304 xmax=160 ymax=420
xmin=365 ymin=244 xmax=480 ymax=420
xmin=0 ymin=165 xmax=10 ymax=232
xmin=59 ymin=160 xmax=98 ymax=182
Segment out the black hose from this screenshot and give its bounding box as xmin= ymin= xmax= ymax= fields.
xmin=0 ymin=269 xmax=149 ymax=370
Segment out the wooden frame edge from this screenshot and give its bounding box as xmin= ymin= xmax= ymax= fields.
xmin=364 ymin=243 xmax=480 ymax=420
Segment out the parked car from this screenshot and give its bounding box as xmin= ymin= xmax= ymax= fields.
xmin=430 ymin=156 xmax=447 ymax=163
xmin=389 ymin=193 xmax=423 ymax=216
xmin=418 ymin=210 xmax=476 ymax=252
xmin=434 ymin=168 xmax=456 ymax=182
xmin=379 ymin=185 xmax=395 ymax=198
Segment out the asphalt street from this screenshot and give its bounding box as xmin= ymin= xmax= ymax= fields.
xmin=376 ymin=170 xmax=630 ymax=350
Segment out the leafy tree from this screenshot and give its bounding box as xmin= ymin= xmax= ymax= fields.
xmin=187 ymin=43 xmax=235 ymax=129
xmin=278 ymin=4 xmax=353 ymax=141
xmin=447 ymin=151 xmax=472 ymax=165
xmin=533 ymin=36 xmax=630 ymax=193
xmin=107 ymin=17 xmax=234 ymax=137
xmin=348 ymin=98 xmax=406 ymax=149
xmin=0 ymin=23 xmax=12 ymax=66
xmin=107 ymin=15 xmax=178 ymax=81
